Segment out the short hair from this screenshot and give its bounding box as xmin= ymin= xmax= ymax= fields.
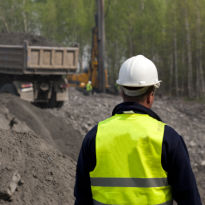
xmin=122 ymin=86 xmax=155 ymax=102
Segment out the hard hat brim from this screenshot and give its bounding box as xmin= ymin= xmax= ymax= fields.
xmin=116 ymin=80 xmax=162 ymax=88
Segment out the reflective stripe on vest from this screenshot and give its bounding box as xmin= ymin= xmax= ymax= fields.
xmin=90 ymin=113 xmax=172 ymax=205
xmin=91 ymin=177 xmax=168 ymax=187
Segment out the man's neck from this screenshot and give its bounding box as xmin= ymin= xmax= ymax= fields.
xmin=123 ymin=100 xmax=152 ymax=109
xmin=138 ymin=101 xmax=152 ymax=109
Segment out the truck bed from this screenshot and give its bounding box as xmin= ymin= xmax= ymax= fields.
xmin=0 ymin=42 xmax=78 ymax=75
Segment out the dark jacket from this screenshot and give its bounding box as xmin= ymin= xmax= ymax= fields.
xmin=74 ymin=102 xmax=202 ymax=205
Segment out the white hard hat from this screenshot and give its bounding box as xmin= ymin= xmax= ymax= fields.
xmin=116 ymin=55 xmax=161 ymax=87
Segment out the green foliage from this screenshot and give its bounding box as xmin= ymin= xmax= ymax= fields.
xmin=0 ymin=0 xmax=205 ymax=97
xmin=0 ymin=0 xmax=38 ymax=32
xmin=35 ymin=0 xmax=95 ymax=46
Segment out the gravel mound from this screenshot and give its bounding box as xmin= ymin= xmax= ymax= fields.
xmin=0 ymin=33 xmax=59 ymax=46
xmin=0 ymin=88 xmax=204 ymax=204
xmin=0 ymin=93 xmax=81 ymax=204
xmin=0 ymin=94 xmax=81 ymax=160
xmin=0 ymin=129 xmax=76 ymax=205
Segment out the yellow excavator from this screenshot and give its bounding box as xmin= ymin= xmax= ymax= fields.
xmin=67 ymin=27 xmax=109 ymax=90
xmin=67 ymin=0 xmax=109 ymax=92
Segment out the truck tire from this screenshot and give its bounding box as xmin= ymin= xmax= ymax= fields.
xmin=0 ymin=83 xmax=19 ymax=96
xmin=56 ymin=101 xmax=64 ymax=108
xmin=48 ymin=88 xmax=65 ymax=108
xmin=48 ymin=89 xmax=58 ymax=108
xmin=48 ymin=93 xmax=55 ymax=108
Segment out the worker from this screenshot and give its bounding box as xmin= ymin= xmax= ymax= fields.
xmin=74 ymin=55 xmax=202 ymax=205
xmin=86 ymin=80 xmax=93 ymax=95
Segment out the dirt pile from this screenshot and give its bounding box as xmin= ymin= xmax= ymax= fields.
xmin=0 ymin=88 xmax=204 ymax=204
xmin=0 ymin=93 xmax=82 ymax=205
xmin=0 ymin=33 xmax=59 ymax=46
xmin=0 ymin=94 xmax=81 ymax=160
xmin=0 ymin=130 xmax=76 ymax=205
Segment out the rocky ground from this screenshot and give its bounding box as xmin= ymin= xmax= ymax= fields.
xmin=0 ymin=93 xmax=81 ymax=204
xmin=0 ymin=88 xmax=204 ymax=204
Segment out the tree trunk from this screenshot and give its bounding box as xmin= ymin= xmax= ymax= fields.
xmin=184 ymin=5 xmax=193 ymax=98
xmin=181 ymin=50 xmax=185 ymax=95
xmin=22 ymin=0 xmax=28 ymax=32
xmin=0 ymin=16 xmax=10 ymax=32
xmin=141 ymin=0 xmax=144 ymax=10
xmin=174 ymin=31 xmax=179 ymax=96
xmin=195 ymin=0 xmax=205 ymax=97
xmin=169 ymin=54 xmax=174 ymax=95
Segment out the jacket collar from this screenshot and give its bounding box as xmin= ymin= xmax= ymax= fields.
xmin=112 ymin=102 xmax=162 ymax=122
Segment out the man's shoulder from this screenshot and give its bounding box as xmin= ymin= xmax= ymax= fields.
xmin=164 ymin=124 xmax=180 ymax=137
xmin=162 ymin=124 xmax=190 ymax=171
xmin=82 ymin=125 xmax=98 ymax=149
xmin=163 ymin=124 xmax=188 ymax=154
xmin=164 ymin=124 xmax=182 ymax=142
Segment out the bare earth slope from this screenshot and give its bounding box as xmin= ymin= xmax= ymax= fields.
xmin=0 ymin=94 xmax=81 ymax=160
xmin=0 ymin=130 xmax=76 ymax=205
xmin=0 ymin=93 xmax=81 ymax=205
xmin=0 ymin=88 xmax=204 ymax=204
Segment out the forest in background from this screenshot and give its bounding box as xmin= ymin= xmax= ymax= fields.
xmin=0 ymin=0 xmax=205 ymax=98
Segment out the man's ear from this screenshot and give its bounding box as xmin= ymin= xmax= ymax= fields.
xmin=146 ymin=91 xmax=154 ymax=106
xmin=146 ymin=94 xmax=151 ymax=104
xmin=120 ymin=88 xmax=124 ymax=97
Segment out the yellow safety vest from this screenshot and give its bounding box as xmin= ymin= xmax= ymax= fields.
xmin=90 ymin=113 xmax=172 ymax=205
xmin=86 ymin=83 xmax=92 ymax=92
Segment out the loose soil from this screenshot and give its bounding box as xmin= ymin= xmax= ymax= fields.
xmin=0 ymin=33 xmax=59 ymax=46
xmin=0 ymin=88 xmax=204 ymax=204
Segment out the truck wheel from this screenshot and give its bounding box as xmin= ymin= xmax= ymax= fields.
xmin=48 ymin=92 xmax=56 ymax=108
xmin=49 ymin=89 xmax=65 ymax=108
xmin=49 ymin=97 xmax=64 ymax=108
xmin=56 ymin=101 xmax=64 ymax=108
xmin=0 ymin=83 xmax=19 ymax=96
xmin=48 ymin=89 xmax=57 ymax=108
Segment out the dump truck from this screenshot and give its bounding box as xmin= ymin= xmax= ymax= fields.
xmin=0 ymin=41 xmax=78 ymax=108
